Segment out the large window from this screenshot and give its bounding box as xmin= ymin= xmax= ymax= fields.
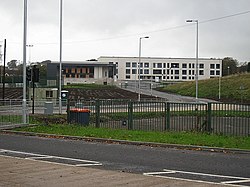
xmin=144 ymin=63 xmax=149 ymax=68
xmin=144 ymin=69 xmax=149 ymax=74
xmin=132 ymin=62 xmax=137 ymax=68
xmin=157 ymin=63 xmax=162 ymax=68
xmin=126 ymin=62 xmax=130 ymax=67
xmin=182 ymin=63 xmax=187 ymax=68
xmin=132 ymin=69 xmax=136 ymax=74
xmin=182 ymin=70 xmax=187 ymax=75
xmin=199 ymin=70 xmax=204 ymax=75
xmin=216 ymin=64 xmax=220 ymax=69
xmin=153 ymin=70 xmax=162 ymax=74
xmin=199 ymin=64 xmax=204 ymax=68
xmin=210 ymin=70 xmax=215 ymax=75
xmin=210 ymin=64 xmax=215 ymax=69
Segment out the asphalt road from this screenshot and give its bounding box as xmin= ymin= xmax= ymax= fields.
xmin=0 ymin=133 xmax=249 ymax=182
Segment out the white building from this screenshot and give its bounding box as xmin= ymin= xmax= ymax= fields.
xmin=98 ymin=56 xmax=222 ymax=82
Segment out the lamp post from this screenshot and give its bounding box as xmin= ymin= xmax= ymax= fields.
xmin=59 ymin=0 xmax=63 ymax=114
xmin=138 ymin=36 xmax=149 ymax=101
xmin=186 ymin=19 xmax=199 ymax=101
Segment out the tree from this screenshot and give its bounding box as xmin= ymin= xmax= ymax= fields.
xmin=248 ymin=62 xmax=250 ymax=73
xmin=222 ymin=57 xmax=238 ymax=76
xmin=7 ymin=60 xmax=17 ymax=69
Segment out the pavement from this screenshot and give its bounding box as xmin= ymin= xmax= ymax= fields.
xmin=0 ymin=155 xmax=224 ymax=187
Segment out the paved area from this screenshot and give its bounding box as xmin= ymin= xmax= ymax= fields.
xmin=0 ymin=156 xmax=224 ymax=187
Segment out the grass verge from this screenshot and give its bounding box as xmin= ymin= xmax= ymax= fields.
xmin=14 ymin=124 xmax=250 ymax=150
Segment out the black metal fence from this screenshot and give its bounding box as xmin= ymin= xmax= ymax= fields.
xmin=67 ymin=100 xmax=250 ymax=137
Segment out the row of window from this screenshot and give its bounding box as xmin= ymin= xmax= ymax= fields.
xmin=125 ymin=69 xmax=205 ymax=75
xmin=124 ymin=62 xmax=214 ymax=69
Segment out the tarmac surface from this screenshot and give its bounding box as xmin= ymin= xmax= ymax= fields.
xmin=0 ymin=155 xmax=224 ymax=187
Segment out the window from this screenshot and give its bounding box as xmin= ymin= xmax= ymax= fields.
xmin=192 ymin=70 xmax=195 ymax=75
xmin=46 ymin=91 xmax=53 ymax=98
xmin=153 ymin=63 xmax=156 ymax=68
xmin=140 ymin=69 xmax=143 ymax=74
xmin=210 ymin=70 xmax=215 ymax=75
xmin=174 ymin=76 xmax=179 ymax=80
xmin=163 ymin=63 xmax=166 ymax=68
xmin=216 ymin=70 xmax=220 ymax=75
xmin=199 ymin=64 xmax=204 ymax=68
xmin=210 ymin=64 xmax=215 ymax=69
xmin=126 ymin=62 xmax=130 ymax=67
xmin=182 ymin=76 xmax=187 ymax=80
xmin=144 ymin=69 xmax=149 ymax=74
xmin=175 ymin=70 xmax=179 ymax=75
xmin=192 ymin=63 xmax=195 ymax=68
xmin=140 ymin=63 xmax=143 ymax=68
xmin=182 ymin=63 xmax=187 ymax=68
xmin=132 ymin=69 xmax=136 ymax=74
xmin=132 ymin=62 xmax=137 ymax=67
xmin=189 ymin=70 xmax=192 ymax=75
xmin=216 ymin=64 xmax=220 ymax=69
xmin=167 ymin=63 xmax=170 ymax=68
xmin=144 ymin=63 xmax=149 ymax=68
xmin=189 ymin=64 xmax=192 ymax=68
xmin=126 ymin=69 xmax=130 ymax=74
xmin=157 ymin=63 xmax=162 ymax=68
xmin=182 ymin=70 xmax=187 ymax=75
xmin=199 ymin=70 xmax=204 ymax=75
xmin=126 ymin=75 xmax=130 ymax=79
xmin=171 ymin=63 xmax=179 ymax=68
xmin=153 ymin=70 xmax=162 ymax=74
xmin=71 ymin=68 xmax=75 ymax=73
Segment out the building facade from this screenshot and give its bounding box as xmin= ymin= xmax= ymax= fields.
xmin=47 ymin=61 xmax=115 ymax=85
xmin=98 ymin=56 xmax=222 ymax=82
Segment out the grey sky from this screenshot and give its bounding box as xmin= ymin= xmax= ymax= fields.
xmin=0 ymin=0 xmax=250 ymax=63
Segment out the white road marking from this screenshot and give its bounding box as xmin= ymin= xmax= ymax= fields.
xmin=143 ymin=169 xmax=250 ymax=187
xmin=0 ymin=149 xmax=102 ymax=167
xmin=222 ymin=179 xmax=250 ymax=184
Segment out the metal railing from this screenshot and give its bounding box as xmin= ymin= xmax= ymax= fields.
xmin=67 ymin=99 xmax=250 ymax=136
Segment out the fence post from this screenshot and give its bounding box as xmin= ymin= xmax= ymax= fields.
xmin=95 ymin=99 xmax=100 ymax=128
xmin=166 ymin=102 xmax=170 ymax=131
xmin=207 ymin=102 xmax=212 ymax=133
xmin=128 ymin=101 xmax=133 ymax=130
xmin=67 ymin=101 xmax=70 ymax=124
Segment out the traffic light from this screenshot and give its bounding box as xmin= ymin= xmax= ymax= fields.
xmin=33 ymin=67 xmax=40 ymax=82
xmin=26 ymin=68 xmax=31 ymax=81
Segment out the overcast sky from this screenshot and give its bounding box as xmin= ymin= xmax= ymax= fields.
xmin=0 ymin=0 xmax=250 ymax=64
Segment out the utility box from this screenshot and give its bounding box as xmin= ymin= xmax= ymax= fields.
xmin=44 ymin=102 xmax=53 ymax=115
xmin=68 ymin=108 xmax=90 ymax=126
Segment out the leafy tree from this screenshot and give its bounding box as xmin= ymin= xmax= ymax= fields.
xmin=222 ymin=57 xmax=238 ymax=76
xmin=7 ymin=60 xmax=17 ymax=69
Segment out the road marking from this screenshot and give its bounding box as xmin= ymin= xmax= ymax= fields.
xmin=143 ymin=169 xmax=250 ymax=187
xmin=0 ymin=149 xmax=102 ymax=167
xmin=222 ymin=180 xmax=250 ymax=184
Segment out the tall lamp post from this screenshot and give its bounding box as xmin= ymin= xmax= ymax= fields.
xmin=59 ymin=0 xmax=63 ymax=114
xmin=138 ymin=36 xmax=149 ymax=101
xmin=26 ymin=44 xmax=33 ymax=65
xmin=186 ymin=19 xmax=199 ymax=101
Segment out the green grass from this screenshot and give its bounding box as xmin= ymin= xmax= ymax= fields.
xmin=158 ymin=73 xmax=250 ymax=103
xmin=15 ymin=124 xmax=250 ymax=150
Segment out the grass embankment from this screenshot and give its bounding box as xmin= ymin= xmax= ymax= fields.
xmin=158 ymin=73 xmax=250 ymax=103
xmin=15 ymin=124 xmax=250 ymax=150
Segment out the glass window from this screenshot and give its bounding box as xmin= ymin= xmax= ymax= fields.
xmin=153 ymin=63 xmax=156 ymax=68
xmin=153 ymin=70 xmax=162 ymax=74
xmin=46 ymin=91 xmax=53 ymax=98
xmin=126 ymin=69 xmax=130 ymax=74
xmin=175 ymin=70 xmax=179 ymax=75
xmin=144 ymin=69 xmax=149 ymax=74
xmin=199 ymin=64 xmax=204 ymax=68
xmin=182 ymin=70 xmax=187 ymax=75
xmin=210 ymin=64 xmax=215 ymax=69
xmin=216 ymin=70 xmax=220 ymax=75
xmin=171 ymin=63 xmax=179 ymax=68
xmin=157 ymin=63 xmax=162 ymax=68
xmin=126 ymin=62 xmax=130 ymax=67
xmin=199 ymin=70 xmax=204 ymax=75
xmin=182 ymin=63 xmax=187 ymax=68
xmin=144 ymin=63 xmax=149 ymax=68
xmin=216 ymin=64 xmax=220 ymax=69
xmin=132 ymin=62 xmax=137 ymax=67
xmin=126 ymin=75 xmax=130 ymax=79
xmin=210 ymin=70 xmax=215 ymax=75
xmin=163 ymin=63 xmax=166 ymax=68
xmin=132 ymin=69 xmax=136 ymax=74
xmin=182 ymin=76 xmax=187 ymax=80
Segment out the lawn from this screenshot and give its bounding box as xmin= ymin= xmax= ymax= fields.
xmin=15 ymin=124 xmax=250 ymax=150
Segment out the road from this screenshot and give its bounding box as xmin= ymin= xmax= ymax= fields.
xmin=119 ymin=80 xmax=216 ymax=103
xmin=0 ymin=133 xmax=250 ymax=186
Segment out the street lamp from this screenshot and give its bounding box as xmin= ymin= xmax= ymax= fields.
xmin=59 ymin=0 xmax=63 ymax=114
xmin=186 ymin=19 xmax=199 ymax=101
xmin=138 ymin=36 xmax=149 ymax=101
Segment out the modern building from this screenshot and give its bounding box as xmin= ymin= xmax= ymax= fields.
xmin=98 ymin=56 xmax=222 ymax=82
xmin=47 ymin=61 xmax=116 ymax=85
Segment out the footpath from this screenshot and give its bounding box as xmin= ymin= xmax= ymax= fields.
xmin=0 ymin=155 xmax=223 ymax=187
